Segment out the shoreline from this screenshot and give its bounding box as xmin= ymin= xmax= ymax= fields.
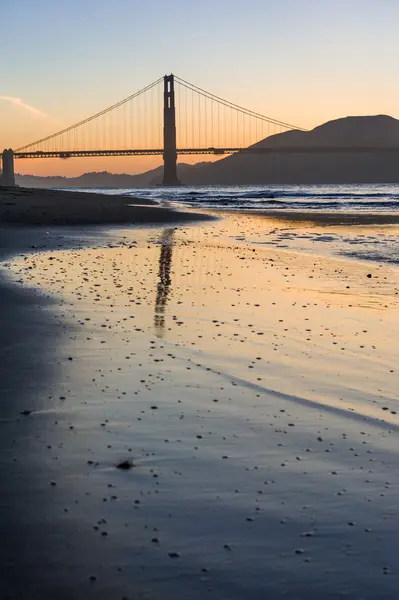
xmin=2 ymin=186 xmax=399 ymax=229
xmin=0 ymin=186 xmax=215 ymax=226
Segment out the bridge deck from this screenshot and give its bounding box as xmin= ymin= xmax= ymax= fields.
xmin=13 ymin=147 xmax=399 ymax=159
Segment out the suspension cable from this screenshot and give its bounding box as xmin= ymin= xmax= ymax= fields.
xmin=174 ymin=75 xmax=306 ymax=131
xmin=16 ymin=77 xmax=164 ymax=151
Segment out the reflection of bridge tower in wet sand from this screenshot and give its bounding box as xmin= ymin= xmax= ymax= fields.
xmin=154 ymin=229 xmax=175 ymax=338
xmin=153 ymin=229 xmax=220 ymax=339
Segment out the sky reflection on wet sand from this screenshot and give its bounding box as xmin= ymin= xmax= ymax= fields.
xmin=3 ymin=213 xmax=399 ymax=599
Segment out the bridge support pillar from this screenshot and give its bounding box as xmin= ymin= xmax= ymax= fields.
xmin=162 ymin=74 xmax=180 ymax=186
xmin=1 ymin=149 xmax=15 ymax=187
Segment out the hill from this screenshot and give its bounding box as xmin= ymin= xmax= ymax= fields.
xmin=16 ymin=167 xmax=163 ymax=188
xmin=181 ymin=115 xmax=399 ymax=185
xmin=16 ymin=162 xmax=209 ymax=189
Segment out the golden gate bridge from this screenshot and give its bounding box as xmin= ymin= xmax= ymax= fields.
xmin=2 ymin=74 xmax=399 ymax=187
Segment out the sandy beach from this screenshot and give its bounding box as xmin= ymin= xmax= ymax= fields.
xmin=0 ymin=186 xmax=214 ymax=226
xmin=1 ymin=188 xmax=398 ymax=599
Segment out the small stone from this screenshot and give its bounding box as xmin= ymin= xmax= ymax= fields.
xmin=223 ymin=544 xmax=232 ymax=550
xmin=116 ymin=460 xmax=134 ymax=470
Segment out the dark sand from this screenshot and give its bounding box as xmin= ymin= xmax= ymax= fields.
xmin=0 ymin=186 xmax=214 ymax=225
xmin=0 ymin=187 xmax=213 ymax=599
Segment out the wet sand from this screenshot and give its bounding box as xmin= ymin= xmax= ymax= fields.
xmin=0 ymin=207 xmax=398 ymax=599
xmin=241 ymin=209 xmax=399 ymax=226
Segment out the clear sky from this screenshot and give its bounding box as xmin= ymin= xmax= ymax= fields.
xmin=2 ymin=0 xmax=398 ymax=176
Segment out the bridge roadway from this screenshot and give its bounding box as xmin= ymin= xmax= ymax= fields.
xmin=13 ymin=146 xmax=399 ymax=159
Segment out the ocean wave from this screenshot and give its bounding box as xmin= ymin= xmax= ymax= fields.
xmin=126 ymin=184 xmax=399 ymax=212
xmin=185 ymin=190 xmax=399 ymax=201
xmin=180 ymin=198 xmax=399 ymax=209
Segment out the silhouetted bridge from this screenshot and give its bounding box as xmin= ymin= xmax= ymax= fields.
xmin=2 ymin=74 xmax=399 ymax=186
xmin=15 ymin=146 xmax=399 ymax=160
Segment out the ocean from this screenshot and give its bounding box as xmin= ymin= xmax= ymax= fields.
xmin=102 ymin=183 xmax=399 ymax=212
xmin=67 ymin=183 xmax=399 ymax=266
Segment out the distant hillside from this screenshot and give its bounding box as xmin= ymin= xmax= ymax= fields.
xmin=181 ymin=115 xmax=399 ymax=185
xmin=16 ymin=162 xmax=209 ymax=189
xmin=16 ymin=167 xmax=163 ymax=188
xmin=15 ymin=116 xmax=399 ymax=187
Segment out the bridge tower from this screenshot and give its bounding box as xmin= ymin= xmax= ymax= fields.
xmin=1 ymin=149 xmax=15 ymax=187
xmin=162 ymin=74 xmax=180 ymax=186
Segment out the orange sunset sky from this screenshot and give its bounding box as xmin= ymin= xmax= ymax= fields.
xmin=2 ymin=0 xmax=398 ymax=177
